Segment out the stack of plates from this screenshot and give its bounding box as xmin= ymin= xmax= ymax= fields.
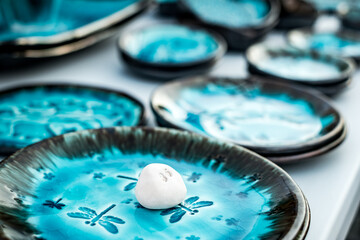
xmin=151 ymin=76 xmax=346 ymax=164
xmin=245 ymin=42 xmax=356 ymax=95
xmin=0 ymin=0 xmax=150 ymax=60
xmin=0 ymin=127 xmax=310 ymax=239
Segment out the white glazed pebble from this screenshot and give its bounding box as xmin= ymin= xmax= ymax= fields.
xmin=135 ymin=163 xmax=187 ymax=210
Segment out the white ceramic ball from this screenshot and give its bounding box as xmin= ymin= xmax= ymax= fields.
xmin=135 ymin=163 xmax=187 ymax=209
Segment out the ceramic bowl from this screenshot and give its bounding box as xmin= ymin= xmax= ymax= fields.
xmin=177 ymin=0 xmax=280 ymax=50
xmin=287 ymin=28 xmax=360 ymax=61
xmin=0 ymin=126 xmax=309 ymax=239
xmin=276 ymin=0 xmax=318 ymax=29
xmin=246 ymin=42 xmax=356 ymax=86
xmin=0 ymin=84 xmax=145 ymax=154
xmin=151 ymin=76 xmax=345 ymax=159
xmin=118 ymin=23 xmax=227 ymax=79
xmin=0 ymin=0 xmax=150 ymax=58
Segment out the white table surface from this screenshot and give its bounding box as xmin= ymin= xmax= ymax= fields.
xmin=0 ymin=12 xmax=359 ymax=240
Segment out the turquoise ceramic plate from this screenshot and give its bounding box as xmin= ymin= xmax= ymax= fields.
xmin=246 ymin=43 xmax=355 ymax=85
xmin=0 ymin=127 xmax=309 ymax=239
xmin=287 ymin=28 xmax=360 ymax=61
xmin=150 ymin=76 xmax=344 ymax=160
xmin=0 ymin=84 xmax=145 ymax=153
xmin=118 ymin=23 xmax=226 ymax=78
xmin=0 ymin=0 xmax=150 ymax=55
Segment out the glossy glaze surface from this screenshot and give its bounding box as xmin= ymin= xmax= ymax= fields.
xmin=181 ymin=0 xmax=270 ymax=28
xmin=121 ymin=25 xmax=220 ymax=64
xmin=0 ymin=0 xmax=139 ymax=42
xmin=151 ymin=77 xmax=341 ymax=153
xmin=0 ymin=127 xmax=308 ymax=239
xmin=0 ymin=86 xmax=143 ymax=150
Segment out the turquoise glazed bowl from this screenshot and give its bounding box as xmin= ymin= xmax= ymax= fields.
xmin=118 ymin=24 xmax=226 ymax=79
xmin=288 ymin=28 xmax=360 ymax=61
xmin=151 ymin=76 xmax=344 ymax=161
xmin=245 ymin=43 xmax=356 ymax=93
xmin=178 ymin=0 xmax=280 ymax=50
xmin=0 ymin=84 xmax=145 ymax=154
xmin=0 ymin=127 xmax=309 ymax=239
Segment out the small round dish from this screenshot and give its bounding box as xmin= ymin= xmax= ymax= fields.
xmin=118 ymin=23 xmax=227 ymax=79
xmin=177 ymin=0 xmax=280 ymax=50
xmin=0 ymin=127 xmax=309 ymax=239
xmin=287 ymin=28 xmax=360 ymax=61
xmin=0 ymin=84 xmax=145 ymax=154
xmin=151 ymin=76 xmax=345 ymax=160
xmin=246 ymin=43 xmax=356 ymax=86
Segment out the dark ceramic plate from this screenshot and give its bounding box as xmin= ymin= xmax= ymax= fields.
xmin=288 ymin=28 xmax=360 ymax=61
xmin=118 ymin=23 xmax=226 ymax=79
xmin=0 ymin=0 xmax=150 ymax=57
xmin=276 ymin=0 xmax=318 ymax=30
xmin=177 ymin=0 xmax=280 ymax=50
xmin=0 ymin=84 xmax=145 ymax=154
xmin=151 ymin=76 xmax=344 ymax=158
xmin=246 ymin=43 xmax=356 ymax=86
xmin=0 ymin=127 xmax=309 ymax=239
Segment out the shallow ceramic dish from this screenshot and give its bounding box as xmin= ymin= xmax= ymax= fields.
xmin=277 ymin=0 xmax=318 ymax=29
xmin=151 ymin=76 xmax=344 ymax=158
xmin=0 ymin=0 xmax=150 ymax=57
xmin=288 ymin=28 xmax=360 ymax=61
xmin=177 ymin=0 xmax=280 ymax=50
xmin=246 ymin=43 xmax=356 ymax=86
xmin=118 ymin=23 xmax=226 ymax=79
xmin=0 ymin=84 xmax=145 ymax=154
xmin=0 ymin=127 xmax=309 ymax=239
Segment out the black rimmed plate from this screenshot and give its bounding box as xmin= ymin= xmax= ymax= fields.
xmin=151 ymin=76 xmax=345 ymax=162
xmin=0 ymin=0 xmax=150 ymax=58
xmin=245 ymin=42 xmax=356 ymax=93
xmin=0 ymin=84 xmax=145 ymax=154
xmin=287 ymin=28 xmax=360 ymax=61
xmin=117 ymin=23 xmax=227 ymax=79
xmin=0 ymin=126 xmax=309 ymax=239
xmin=177 ymin=0 xmax=280 ymax=50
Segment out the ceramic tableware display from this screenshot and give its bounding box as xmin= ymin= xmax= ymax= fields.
xmin=0 ymin=0 xmax=151 ymax=59
xmin=245 ymin=42 xmax=356 ymax=95
xmin=151 ymin=76 xmax=345 ymax=163
xmin=118 ymin=23 xmax=226 ymax=79
xmin=288 ymin=28 xmax=360 ymax=61
xmin=0 ymin=84 xmax=145 ymax=153
xmin=0 ymin=127 xmax=310 ymax=239
xmin=177 ymin=0 xmax=280 ymax=50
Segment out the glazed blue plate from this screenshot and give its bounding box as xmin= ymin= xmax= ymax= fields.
xmin=151 ymin=76 xmax=344 ymax=160
xmin=178 ymin=0 xmax=280 ymax=50
xmin=288 ymin=28 xmax=360 ymax=61
xmin=0 ymin=84 xmax=145 ymax=153
xmin=0 ymin=127 xmax=309 ymax=239
xmin=246 ymin=43 xmax=356 ymax=86
xmin=0 ymin=0 xmax=150 ymax=57
xmin=118 ymin=24 xmax=226 ymax=78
